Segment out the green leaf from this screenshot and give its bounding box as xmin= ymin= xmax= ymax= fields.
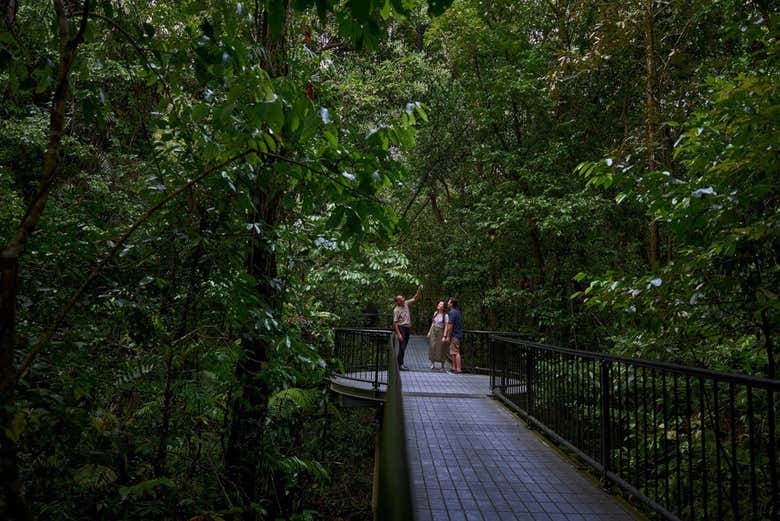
xmin=191 ymin=103 xmax=209 ymax=121
xmin=4 ymin=412 xmax=25 ymax=442
xmin=119 ymin=477 xmax=176 ymax=499
xmin=254 ymin=100 xmax=285 ymax=133
xmin=323 ymin=129 xmax=338 ymax=147
xmin=101 ymin=0 xmax=114 ymax=18
xmin=379 ymin=0 xmax=391 ymax=19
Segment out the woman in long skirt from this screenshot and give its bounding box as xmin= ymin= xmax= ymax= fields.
xmin=426 ymin=301 xmax=447 ymax=370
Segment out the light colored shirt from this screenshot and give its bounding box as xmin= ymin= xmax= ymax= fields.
xmin=393 ymin=302 xmax=411 ymax=326
xmin=432 ymin=312 xmax=445 ymax=328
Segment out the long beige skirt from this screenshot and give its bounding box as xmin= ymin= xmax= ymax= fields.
xmin=429 ymin=326 xmax=445 ymax=363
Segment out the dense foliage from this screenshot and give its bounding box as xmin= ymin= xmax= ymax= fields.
xmin=389 ymin=0 xmax=778 ymax=378
xmin=0 ymin=0 xmax=777 ymax=520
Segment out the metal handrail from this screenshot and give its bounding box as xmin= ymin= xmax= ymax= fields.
xmin=496 ymin=336 xmax=780 ymax=389
xmin=332 ymin=328 xmax=414 ymax=521
xmin=464 ymin=329 xmax=534 ymax=335
xmin=333 ymin=328 xmax=391 ymax=394
xmin=334 ymin=327 xmax=392 ymax=333
xmin=375 ymin=334 xmax=414 ymax=521
xmin=461 ymin=330 xmax=533 ymax=373
xmin=490 ymin=335 xmax=780 ymax=521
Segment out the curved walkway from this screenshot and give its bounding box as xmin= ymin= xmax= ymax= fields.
xmin=400 ymin=335 xmax=637 ymax=521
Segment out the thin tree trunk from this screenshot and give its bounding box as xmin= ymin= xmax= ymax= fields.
xmin=622 ymin=91 xmax=630 ymax=141
xmin=528 ymin=218 xmax=545 ymax=286
xmin=0 ymin=258 xmax=32 ymax=521
xmin=544 ymin=0 xmax=571 ymax=51
xmin=224 ymin=2 xmax=289 ymax=513
xmin=510 ymin=99 xmax=523 ymax=147
xmin=3 ymin=0 xmax=88 ymax=260
xmin=762 ymin=308 xmax=776 ymax=380
xmin=429 ymin=192 xmax=445 ymax=224
xmin=152 ymin=245 xmax=180 ymax=477
xmin=1 ymin=0 xmax=17 ymax=28
xmin=0 ymin=3 xmax=87 ymax=519
xmin=645 ymin=0 xmax=660 ymax=271
xmin=154 ymin=206 xmax=208 ymax=477
xmin=154 ymin=346 xmax=176 ymax=476
xmin=472 ymin=55 xmax=510 ymax=152
xmin=224 ymin=188 xmax=283 ymax=502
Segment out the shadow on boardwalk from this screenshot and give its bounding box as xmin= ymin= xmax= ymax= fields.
xmin=401 ymin=335 xmax=638 ymax=521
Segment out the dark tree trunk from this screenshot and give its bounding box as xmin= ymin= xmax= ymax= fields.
xmin=0 ymin=4 xmax=87 ymax=518
xmin=645 ymin=0 xmax=660 ymax=271
xmin=154 ymin=207 xmax=209 ymax=477
xmin=1 ymin=0 xmax=17 ymax=28
xmin=545 ymin=0 xmax=571 ymax=51
xmin=528 ymin=218 xmax=545 ymax=286
xmin=0 ymin=258 xmax=32 ymax=521
xmin=762 ymin=308 xmax=776 ymax=380
xmin=224 ymin=187 xmax=283 ymax=507
xmin=154 ymin=346 xmax=176 ymax=476
xmin=224 ymin=4 xmax=289 ymax=511
xmin=429 ymin=192 xmax=445 ymax=224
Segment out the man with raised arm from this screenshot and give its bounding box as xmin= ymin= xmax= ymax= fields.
xmin=393 ymin=285 xmax=423 ymax=370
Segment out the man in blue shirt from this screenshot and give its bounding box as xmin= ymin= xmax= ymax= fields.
xmin=442 ymin=297 xmax=463 ymax=374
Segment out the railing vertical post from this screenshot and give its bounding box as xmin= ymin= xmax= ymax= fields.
xmin=500 ymin=340 xmax=507 ymax=395
xmin=600 ymin=359 xmax=612 ymax=490
xmin=372 ymin=333 xmax=381 ymax=396
xmin=769 ymin=390 xmax=778 ymax=520
xmin=372 ymin=403 xmax=382 ymax=514
xmin=489 ymin=335 xmax=496 ymax=391
xmin=526 ymin=345 xmax=534 ymax=420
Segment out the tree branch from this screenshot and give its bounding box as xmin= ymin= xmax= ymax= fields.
xmin=87 ymin=11 xmax=172 ymax=98
xmin=1 ymin=0 xmax=84 ymax=259
xmin=68 ymin=0 xmax=89 ymax=50
xmin=265 ymin=152 xmax=385 ymax=204
xmin=18 ymin=148 xmax=261 ymax=378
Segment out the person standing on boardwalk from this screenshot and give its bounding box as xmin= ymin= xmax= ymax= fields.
xmin=442 ymin=297 xmax=464 ymax=374
xmin=426 ymin=301 xmax=447 ymax=370
xmin=393 ymin=285 xmax=422 ymax=370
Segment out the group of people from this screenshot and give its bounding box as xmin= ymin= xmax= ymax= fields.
xmin=392 ymin=285 xmax=464 ymax=374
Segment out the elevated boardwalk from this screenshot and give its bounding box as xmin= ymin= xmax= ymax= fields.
xmin=399 ymin=335 xmax=636 ymax=521
xmin=333 ymin=327 xmax=780 ymax=521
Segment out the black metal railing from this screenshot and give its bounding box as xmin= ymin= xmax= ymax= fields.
xmin=463 ymin=330 xmax=533 ymax=373
xmin=490 ymin=336 xmax=780 ymax=521
xmin=333 ymin=328 xmax=390 ymax=394
xmin=332 ymin=328 xmax=414 ymax=521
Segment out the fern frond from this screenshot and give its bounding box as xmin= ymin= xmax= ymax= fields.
xmin=72 ymin=464 xmax=118 ymax=491
xmin=267 ymin=388 xmax=319 ymax=420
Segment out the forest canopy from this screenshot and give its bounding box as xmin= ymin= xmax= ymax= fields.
xmin=0 ymin=0 xmax=777 ymax=519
